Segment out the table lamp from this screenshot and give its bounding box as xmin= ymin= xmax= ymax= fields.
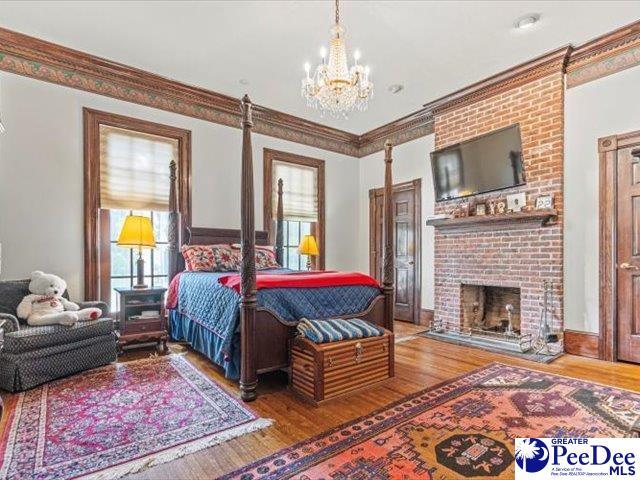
xmin=117 ymin=215 xmax=156 ymax=289
xmin=298 ymin=234 xmax=319 ymax=271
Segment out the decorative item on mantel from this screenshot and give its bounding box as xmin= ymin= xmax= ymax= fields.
xmin=506 ymin=192 xmax=526 ymax=213
xmin=487 ymin=198 xmax=497 ymax=215
xmin=535 ymin=194 xmax=554 ymax=210
xmin=301 ymin=0 xmax=373 ymax=117
xmin=495 ymin=198 xmax=507 ymax=215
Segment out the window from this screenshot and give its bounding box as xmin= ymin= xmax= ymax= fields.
xmin=263 ymin=149 xmax=325 ymax=270
xmin=84 ymin=109 xmax=191 ymax=306
xmin=283 ymin=220 xmax=312 ymax=270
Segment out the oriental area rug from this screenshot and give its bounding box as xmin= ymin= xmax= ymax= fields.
xmin=223 ymin=362 xmax=640 ymax=480
xmin=0 ymin=355 xmax=271 ymax=480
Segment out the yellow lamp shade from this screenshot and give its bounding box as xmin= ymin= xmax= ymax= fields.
xmin=298 ymin=234 xmax=319 ymax=256
xmin=117 ymin=215 xmax=156 ymax=249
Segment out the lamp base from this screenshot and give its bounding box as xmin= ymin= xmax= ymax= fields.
xmin=134 ymin=254 xmax=148 ymax=290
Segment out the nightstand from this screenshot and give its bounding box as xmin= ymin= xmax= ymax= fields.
xmin=114 ymin=287 xmax=168 ymax=354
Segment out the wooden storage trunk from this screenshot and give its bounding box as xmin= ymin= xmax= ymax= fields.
xmin=290 ymin=329 xmax=394 ymax=405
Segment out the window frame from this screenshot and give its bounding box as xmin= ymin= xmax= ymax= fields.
xmin=263 ymin=148 xmax=325 ymax=270
xmin=84 ymin=108 xmax=191 ymax=302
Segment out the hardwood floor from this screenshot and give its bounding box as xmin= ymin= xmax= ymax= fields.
xmin=132 ymin=322 xmax=639 ymax=479
xmin=1 ymin=322 xmax=639 ymax=479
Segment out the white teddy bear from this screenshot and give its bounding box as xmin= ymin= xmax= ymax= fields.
xmin=17 ymin=271 xmax=102 ymax=326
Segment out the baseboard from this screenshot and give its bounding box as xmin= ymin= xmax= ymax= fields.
xmin=564 ymin=329 xmax=600 ymax=359
xmin=419 ymin=308 xmax=434 ymax=327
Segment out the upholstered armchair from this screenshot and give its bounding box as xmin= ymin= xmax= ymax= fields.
xmin=0 ymin=279 xmax=118 ymax=392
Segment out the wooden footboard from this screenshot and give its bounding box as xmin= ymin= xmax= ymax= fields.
xmin=254 ymin=295 xmax=388 ymax=375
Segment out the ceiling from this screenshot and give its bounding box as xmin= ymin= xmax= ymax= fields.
xmin=0 ymin=1 xmax=638 ymax=133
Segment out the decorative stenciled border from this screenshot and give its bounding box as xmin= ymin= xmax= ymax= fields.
xmin=356 ymin=107 xmax=435 ymax=157
xmin=0 ymin=26 xmax=433 ymax=158
xmin=566 ymin=20 xmax=640 ymax=88
xmin=0 ymin=27 xmax=360 ymax=157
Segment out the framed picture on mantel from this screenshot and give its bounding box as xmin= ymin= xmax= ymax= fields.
xmin=535 ymin=194 xmax=554 ymax=210
xmin=507 ymin=192 xmax=526 ymax=212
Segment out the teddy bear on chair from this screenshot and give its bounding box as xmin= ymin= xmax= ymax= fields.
xmin=16 ymin=271 xmax=102 ymax=326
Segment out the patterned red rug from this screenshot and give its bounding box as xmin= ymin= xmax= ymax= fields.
xmin=0 ymin=355 xmax=271 ymax=480
xmin=223 ymin=362 xmax=640 ymax=480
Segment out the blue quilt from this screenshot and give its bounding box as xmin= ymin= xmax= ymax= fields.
xmin=168 ymin=269 xmax=380 ymax=378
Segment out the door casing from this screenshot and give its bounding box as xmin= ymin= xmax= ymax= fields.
xmin=599 ymin=129 xmax=640 ymax=362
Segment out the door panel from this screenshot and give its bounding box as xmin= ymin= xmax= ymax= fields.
xmin=616 ymin=147 xmax=640 ymax=363
xmin=370 ymin=181 xmax=421 ymax=323
xmin=392 ymin=190 xmax=415 ymax=321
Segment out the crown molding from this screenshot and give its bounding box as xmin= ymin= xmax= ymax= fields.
xmin=0 ymin=27 xmax=361 ymax=157
xmin=566 ymin=19 xmax=640 ymax=88
xmin=423 ymin=46 xmax=572 ymax=115
xmin=0 ymin=25 xmax=432 ymax=158
xmin=355 ymin=108 xmax=434 ymax=157
xmin=0 ymin=20 xmax=638 ymax=159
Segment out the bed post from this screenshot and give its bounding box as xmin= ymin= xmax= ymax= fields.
xmin=275 ymin=178 xmax=284 ymax=265
xmin=382 ymin=140 xmax=395 ymax=332
xmin=239 ymin=95 xmax=258 ymax=402
xmin=167 ymin=159 xmax=180 ymax=284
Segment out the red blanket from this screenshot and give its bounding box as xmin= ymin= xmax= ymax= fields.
xmin=218 ymin=271 xmax=380 ymax=293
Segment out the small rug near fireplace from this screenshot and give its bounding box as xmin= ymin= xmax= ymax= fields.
xmin=420 ymin=330 xmax=563 ymax=363
xmin=222 ymin=362 xmax=640 ymax=480
xmin=0 ymin=355 xmax=272 ymax=480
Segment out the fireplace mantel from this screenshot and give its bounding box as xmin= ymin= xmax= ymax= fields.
xmin=426 ymin=209 xmax=557 ymax=232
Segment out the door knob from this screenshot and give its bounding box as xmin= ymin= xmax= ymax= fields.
xmin=619 ymin=262 xmax=639 ymax=270
xmin=408 ymin=261 xmax=414 ymax=265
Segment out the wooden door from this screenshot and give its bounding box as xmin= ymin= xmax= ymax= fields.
xmin=369 ymin=180 xmax=421 ymax=323
xmin=616 ymin=146 xmax=640 ymax=363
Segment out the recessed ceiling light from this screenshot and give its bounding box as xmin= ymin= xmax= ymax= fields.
xmin=515 ymin=14 xmax=540 ymax=30
xmin=387 ymin=84 xmax=404 ymax=94
xmin=239 ymin=78 xmax=250 ymax=86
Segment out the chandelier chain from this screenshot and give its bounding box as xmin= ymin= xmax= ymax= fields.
xmin=335 ymin=0 xmax=339 ymax=25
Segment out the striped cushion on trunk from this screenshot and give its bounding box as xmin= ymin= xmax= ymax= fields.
xmin=297 ymin=318 xmax=383 ymax=344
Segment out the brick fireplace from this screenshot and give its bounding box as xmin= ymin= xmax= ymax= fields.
xmin=429 ymin=50 xmax=567 ymax=353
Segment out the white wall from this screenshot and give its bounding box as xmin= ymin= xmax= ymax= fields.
xmin=0 ymin=73 xmax=360 ymax=298
xmin=358 ymin=135 xmax=436 ymax=310
xmin=564 ymin=66 xmax=640 ymax=333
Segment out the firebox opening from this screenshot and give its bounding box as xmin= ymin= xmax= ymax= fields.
xmin=461 ymin=284 xmax=521 ymax=336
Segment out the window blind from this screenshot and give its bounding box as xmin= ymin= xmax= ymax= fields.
xmin=99 ymin=125 xmax=178 ymax=211
xmin=272 ymin=160 xmax=318 ymax=222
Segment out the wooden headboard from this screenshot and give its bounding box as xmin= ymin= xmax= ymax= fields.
xmin=186 ymin=227 xmax=270 ymax=246
xmin=171 ymin=227 xmax=271 ymax=275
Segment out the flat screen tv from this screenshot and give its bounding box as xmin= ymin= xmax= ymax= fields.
xmin=430 ymin=125 xmax=525 ymax=202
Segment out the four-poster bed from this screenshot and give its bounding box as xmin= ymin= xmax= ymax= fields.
xmin=167 ymin=95 xmax=395 ymax=402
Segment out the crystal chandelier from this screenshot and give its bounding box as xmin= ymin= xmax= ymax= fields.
xmin=301 ymin=0 xmax=373 ymax=118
